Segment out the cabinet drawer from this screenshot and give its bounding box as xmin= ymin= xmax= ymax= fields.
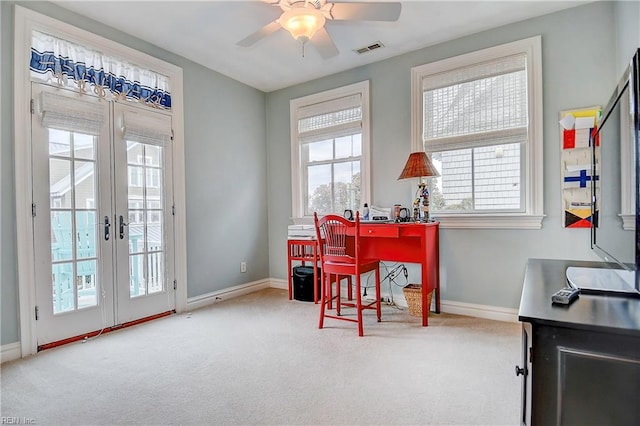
xmin=361 ymin=225 xmax=399 ymax=238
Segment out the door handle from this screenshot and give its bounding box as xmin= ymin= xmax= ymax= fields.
xmin=104 ymin=216 xmax=111 ymax=241
xmin=119 ymin=215 xmax=128 ymax=240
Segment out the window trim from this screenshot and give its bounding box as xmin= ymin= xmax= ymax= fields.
xmin=411 ymin=36 xmax=544 ymax=229
xmin=290 ymin=80 xmax=371 ymax=222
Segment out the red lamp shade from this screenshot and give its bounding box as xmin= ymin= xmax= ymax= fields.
xmin=398 ymin=152 xmax=440 ymax=180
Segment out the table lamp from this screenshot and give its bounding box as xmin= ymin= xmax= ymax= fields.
xmin=398 ymin=152 xmax=440 ymax=222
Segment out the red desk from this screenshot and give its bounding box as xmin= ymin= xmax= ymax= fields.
xmin=288 ymin=222 xmax=440 ymax=326
xmin=358 ymin=221 xmax=440 ymax=326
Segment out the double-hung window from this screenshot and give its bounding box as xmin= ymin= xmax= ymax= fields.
xmin=411 ymin=37 xmax=544 ymax=229
xmin=290 ymin=81 xmax=371 ymax=219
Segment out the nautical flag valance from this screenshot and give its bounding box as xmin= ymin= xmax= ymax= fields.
xmin=30 ymin=30 xmax=172 ymax=110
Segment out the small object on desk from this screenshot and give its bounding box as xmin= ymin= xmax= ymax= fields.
xmin=362 ymin=203 xmax=369 ymax=220
xmin=370 ymin=205 xmax=391 ymax=220
xmin=287 ymin=224 xmax=316 ymax=238
xmin=398 ymin=207 xmax=411 ymax=222
xmin=551 ymin=287 xmax=580 ymax=305
xmin=393 ymin=204 xmax=401 ymax=222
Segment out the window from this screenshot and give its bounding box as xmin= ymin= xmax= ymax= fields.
xmin=411 ymin=37 xmax=544 ymax=229
xmin=290 ymin=81 xmax=371 ymax=219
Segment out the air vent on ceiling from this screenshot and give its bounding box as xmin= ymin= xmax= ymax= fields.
xmin=354 ymin=41 xmax=385 ymax=55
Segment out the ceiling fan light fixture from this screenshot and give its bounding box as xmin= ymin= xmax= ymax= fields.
xmin=279 ymin=7 xmax=325 ymax=44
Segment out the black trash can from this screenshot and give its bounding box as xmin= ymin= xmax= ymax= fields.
xmin=292 ymin=265 xmax=321 ymax=302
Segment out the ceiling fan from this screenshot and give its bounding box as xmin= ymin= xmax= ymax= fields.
xmin=237 ymin=0 xmax=402 ymax=58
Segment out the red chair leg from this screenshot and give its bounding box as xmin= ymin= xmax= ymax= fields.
xmin=375 ymin=266 xmax=381 ymax=322
xmin=318 ymin=272 xmax=327 ymax=329
xmin=335 ymin=275 xmax=341 ymax=316
xmin=327 ymin=274 xmax=333 ymax=310
xmin=355 ymin=275 xmax=364 ymax=337
xmin=347 ymin=276 xmax=353 ymax=301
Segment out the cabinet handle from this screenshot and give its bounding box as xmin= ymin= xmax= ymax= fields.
xmin=515 ymin=365 xmax=527 ymax=376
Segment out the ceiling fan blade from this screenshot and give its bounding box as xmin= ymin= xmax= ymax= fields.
xmin=237 ymin=20 xmax=282 ymax=47
xmin=312 ymin=27 xmax=339 ymax=59
xmin=325 ymin=2 xmax=402 ymax=21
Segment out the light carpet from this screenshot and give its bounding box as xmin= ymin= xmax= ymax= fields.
xmin=1 ymin=288 xmax=521 ymax=425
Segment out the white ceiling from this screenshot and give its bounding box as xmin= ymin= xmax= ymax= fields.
xmin=54 ymin=0 xmax=590 ymax=92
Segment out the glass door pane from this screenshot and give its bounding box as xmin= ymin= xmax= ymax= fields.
xmin=126 ymin=142 xmax=165 ymax=297
xmin=32 ymin=83 xmax=114 ymax=346
xmin=114 ymin=103 xmax=175 ymax=325
xmin=49 ymin=130 xmax=99 ymax=313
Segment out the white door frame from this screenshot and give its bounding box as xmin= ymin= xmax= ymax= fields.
xmin=13 ymin=6 xmax=188 ymax=357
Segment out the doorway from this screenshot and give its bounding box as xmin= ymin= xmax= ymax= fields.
xmin=31 ymin=83 xmax=176 ymax=346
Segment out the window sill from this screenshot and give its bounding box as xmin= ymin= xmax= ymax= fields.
xmin=432 ymin=214 xmax=545 ymax=229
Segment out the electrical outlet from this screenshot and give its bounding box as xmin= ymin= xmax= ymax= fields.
xmin=240 ymin=262 xmax=247 ymax=273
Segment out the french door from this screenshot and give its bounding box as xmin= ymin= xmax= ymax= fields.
xmin=32 ymin=83 xmax=175 ymax=345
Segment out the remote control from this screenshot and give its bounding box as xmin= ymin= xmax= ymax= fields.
xmin=551 ymin=287 xmax=580 ymax=305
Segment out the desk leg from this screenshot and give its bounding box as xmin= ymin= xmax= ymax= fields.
xmin=420 ymin=231 xmax=430 ymax=327
xmin=434 ymin=226 xmax=440 ymax=313
xmin=313 ymin=244 xmax=319 ymax=304
xmin=287 ymin=244 xmax=293 ymax=301
xmin=421 ymin=264 xmax=429 ymax=327
xmin=435 ymin=264 xmax=441 ymax=314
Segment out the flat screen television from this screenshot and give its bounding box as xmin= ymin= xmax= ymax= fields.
xmin=566 ymin=48 xmax=640 ymax=297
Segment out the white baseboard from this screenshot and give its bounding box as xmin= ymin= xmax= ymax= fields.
xmin=187 ymin=278 xmax=518 ymax=323
xmin=439 ymin=299 xmax=519 ymax=323
xmin=186 ymin=278 xmax=271 ymax=311
xmin=1 ymin=342 xmax=22 ymax=364
xmin=269 ymin=278 xmax=287 ymax=291
xmin=267 ymin=278 xmax=518 ymax=323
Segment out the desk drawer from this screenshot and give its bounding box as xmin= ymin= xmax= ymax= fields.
xmin=361 ymin=225 xmax=399 ymax=238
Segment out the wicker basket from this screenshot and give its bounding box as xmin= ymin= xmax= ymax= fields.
xmin=403 ymin=284 xmax=433 ymax=317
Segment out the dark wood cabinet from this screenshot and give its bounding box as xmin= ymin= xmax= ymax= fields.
xmin=518 ymin=259 xmax=640 ymax=426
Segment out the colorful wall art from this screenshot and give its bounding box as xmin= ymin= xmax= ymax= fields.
xmin=559 ymin=106 xmax=602 ymax=228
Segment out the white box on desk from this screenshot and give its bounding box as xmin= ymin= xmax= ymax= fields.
xmin=287 ymin=225 xmax=316 ymax=239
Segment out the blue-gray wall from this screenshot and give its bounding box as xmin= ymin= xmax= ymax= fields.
xmin=266 ymin=1 xmax=637 ymax=309
xmin=615 ymin=0 xmax=640 ymax=76
xmin=0 ymin=1 xmax=269 ymax=345
xmin=2 ymin=1 xmax=638 ymax=347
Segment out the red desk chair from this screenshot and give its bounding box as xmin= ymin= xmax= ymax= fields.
xmin=313 ymin=212 xmax=381 ymax=337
